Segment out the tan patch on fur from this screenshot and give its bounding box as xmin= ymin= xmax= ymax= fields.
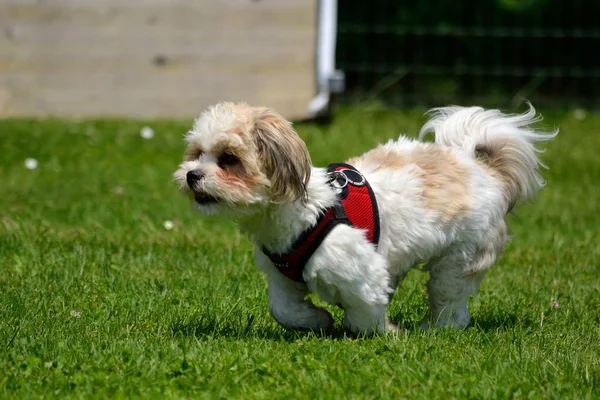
xmin=352 ymin=144 xmax=469 ymax=221
xmin=412 ymin=146 xmax=470 ymax=221
xmin=216 ymin=169 xmax=254 ymax=191
xmin=251 ymin=108 xmax=312 ymax=203
xmin=348 ymin=146 xmax=407 ymax=170
xmin=226 ymin=125 xmax=246 ymax=137
xmin=475 ymin=145 xmax=518 ymax=213
xmin=184 ymin=143 xmax=203 ymax=161
xmin=210 ymin=133 xmax=247 ymax=155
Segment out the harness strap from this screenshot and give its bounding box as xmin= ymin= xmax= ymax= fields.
xmin=263 ymin=163 xmax=379 ymax=283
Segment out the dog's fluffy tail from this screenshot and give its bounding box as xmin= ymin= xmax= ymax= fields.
xmin=419 ymin=103 xmax=558 ymax=209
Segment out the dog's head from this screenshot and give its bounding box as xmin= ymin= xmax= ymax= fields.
xmin=173 ymin=102 xmax=312 ymax=217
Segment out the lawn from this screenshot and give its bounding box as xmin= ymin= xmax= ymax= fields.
xmin=0 ymin=107 xmax=598 ymax=399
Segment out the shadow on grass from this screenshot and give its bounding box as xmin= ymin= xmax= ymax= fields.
xmin=470 ymin=312 xmax=535 ymax=332
xmin=387 ymin=307 xmax=535 ymax=333
xmin=170 ymin=314 xmax=351 ymax=342
xmin=171 ymin=309 xmax=534 ymax=341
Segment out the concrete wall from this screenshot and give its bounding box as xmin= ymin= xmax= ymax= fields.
xmin=0 ymin=0 xmax=317 ymax=119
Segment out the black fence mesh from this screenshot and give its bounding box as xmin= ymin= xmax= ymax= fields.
xmin=336 ymin=0 xmax=600 ymax=108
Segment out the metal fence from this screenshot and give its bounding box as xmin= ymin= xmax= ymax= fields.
xmin=336 ymin=0 xmax=600 ymax=108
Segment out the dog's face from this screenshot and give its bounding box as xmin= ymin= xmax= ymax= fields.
xmin=174 ymin=102 xmax=312 ymax=217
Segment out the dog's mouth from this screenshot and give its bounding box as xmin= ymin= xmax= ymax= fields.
xmin=193 ymin=192 xmax=219 ymax=205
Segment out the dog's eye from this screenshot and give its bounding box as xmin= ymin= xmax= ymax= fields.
xmin=218 ymin=153 xmax=240 ymax=168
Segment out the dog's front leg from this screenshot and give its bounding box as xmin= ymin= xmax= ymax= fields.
xmin=338 ymin=253 xmax=397 ymax=336
xmin=255 ymin=249 xmax=333 ymax=333
xmin=267 ymin=271 xmax=334 ymax=333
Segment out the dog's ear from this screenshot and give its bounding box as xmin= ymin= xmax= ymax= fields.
xmin=252 ymin=108 xmax=311 ymax=203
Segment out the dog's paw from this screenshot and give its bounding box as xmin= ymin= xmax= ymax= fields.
xmin=387 ymin=320 xmax=405 ymax=332
xmin=420 ymin=312 xmax=470 ymax=330
xmin=271 ymin=303 xmax=334 ymax=334
xmin=307 ymin=307 xmax=335 ymax=334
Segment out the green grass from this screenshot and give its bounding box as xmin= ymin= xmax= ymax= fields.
xmin=1 ymin=107 xmax=598 ymax=399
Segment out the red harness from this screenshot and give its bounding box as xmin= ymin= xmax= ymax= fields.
xmin=263 ymin=163 xmax=380 ymax=283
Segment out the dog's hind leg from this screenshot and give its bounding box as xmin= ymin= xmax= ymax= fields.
xmin=420 ymin=255 xmax=485 ymax=330
xmin=421 ymin=224 xmax=507 ymax=329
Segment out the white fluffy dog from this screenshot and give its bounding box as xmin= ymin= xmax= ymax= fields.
xmin=174 ymin=102 xmax=557 ymax=335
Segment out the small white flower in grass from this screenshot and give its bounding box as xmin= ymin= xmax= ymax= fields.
xmin=44 ymin=361 xmax=53 ymax=368
xmin=24 ymin=158 xmax=38 ymax=170
xmin=112 ymin=186 xmax=124 ymax=195
xmin=573 ymin=109 xmax=586 ymax=120
xmin=70 ymin=310 xmax=82 ymax=318
xmin=163 ymin=220 xmax=174 ymax=230
xmin=140 ymin=126 xmax=155 ymax=139
xmin=550 ymin=300 xmax=560 ymax=309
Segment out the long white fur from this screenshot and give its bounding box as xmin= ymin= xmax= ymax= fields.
xmin=420 ymin=103 xmax=558 ymax=202
xmin=175 ymin=103 xmax=557 ymax=335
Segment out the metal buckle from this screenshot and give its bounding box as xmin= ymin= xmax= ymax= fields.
xmin=329 ymin=168 xmax=366 ymax=188
xmin=327 ymin=170 xmax=349 ymax=189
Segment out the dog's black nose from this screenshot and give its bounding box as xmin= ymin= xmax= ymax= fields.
xmin=186 ymin=170 xmax=204 ymax=187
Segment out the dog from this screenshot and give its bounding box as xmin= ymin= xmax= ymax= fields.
xmin=174 ymin=102 xmax=557 ymax=335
